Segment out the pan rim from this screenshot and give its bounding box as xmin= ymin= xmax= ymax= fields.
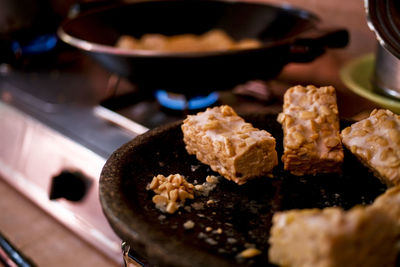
xmin=99 ymin=112 xmax=386 ymax=266
xmin=99 ymin=119 xmax=234 ymax=267
xmin=58 ymin=0 xmax=319 ymax=58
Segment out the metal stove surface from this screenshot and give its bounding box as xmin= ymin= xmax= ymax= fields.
xmin=0 ymin=50 xmax=143 ymax=263
xmin=0 ymin=48 xmax=286 ymax=264
xmin=99 ymin=77 xmax=286 ymax=130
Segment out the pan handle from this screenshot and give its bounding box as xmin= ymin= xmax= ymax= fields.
xmin=288 ymin=28 xmax=349 ymax=63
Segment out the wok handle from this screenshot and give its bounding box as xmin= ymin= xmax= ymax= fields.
xmin=288 ymin=28 xmax=349 ymax=63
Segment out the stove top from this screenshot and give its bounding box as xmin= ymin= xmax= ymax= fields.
xmin=0 ymin=46 xmax=288 ymax=263
xmin=98 ymin=78 xmax=286 ymax=130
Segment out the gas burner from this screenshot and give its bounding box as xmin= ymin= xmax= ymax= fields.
xmin=11 ymin=34 xmax=58 ymax=57
xmin=154 ymin=90 xmax=219 ymax=111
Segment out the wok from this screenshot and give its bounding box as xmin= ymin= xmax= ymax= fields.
xmin=58 ymin=0 xmax=348 ymax=94
xmin=99 ymin=113 xmax=386 ymax=267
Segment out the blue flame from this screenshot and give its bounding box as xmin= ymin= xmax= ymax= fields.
xmin=12 ymin=34 xmax=58 ymax=55
xmin=155 ymin=90 xmax=219 ymax=110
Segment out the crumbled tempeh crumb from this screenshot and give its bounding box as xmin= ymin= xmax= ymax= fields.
xmin=227 ymin=237 xmax=237 ymax=244
xmin=207 ymin=199 xmax=215 ymax=205
xmin=214 ymin=228 xmax=223 ymax=234
xmin=206 ymin=175 xmax=219 ymax=184
xmin=205 ymin=238 xmax=218 ymax=245
xmin=147 ymin=174 xmax=194 ymax=214
xmin=147 ymin=171 xmax=222 ymax=215
xmin=183 ymin=220 xmax=195 ymax=230
xmin=191 ymin=202 xmax=204 ymax=210
xmin=195 ymin=175 xmax=220 ymax=197
xmin=237 ymin=248 xmax=262 ymax=258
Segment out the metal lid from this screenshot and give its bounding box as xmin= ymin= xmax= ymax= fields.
xmin=365 ymin=0 xmax=400 ymax=59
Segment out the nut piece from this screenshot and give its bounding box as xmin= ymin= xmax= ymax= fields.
xmin=237 ymin=248 xmax=262 ymax=258
xmin=183 ymin=220 xmax=195 ymax=230
xmin=277 ymin=85 xmax=343 ymax=175
xmin=206 ymin=175 xmax=219 ymax=184
xmin=182 ymin=105 xmax=278 ymax=184
xmin=147 ymin=174 xmax=194 ymax=214
xmin=341 ymin=109 xmax=400 ymax=186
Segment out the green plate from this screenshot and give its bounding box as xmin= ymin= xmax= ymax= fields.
xmin=340 ymin=54 xmax=400 ymax=114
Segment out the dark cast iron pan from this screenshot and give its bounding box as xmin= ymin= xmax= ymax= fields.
xmin=100 ymin=113 xmax=387 ymax=267
xmin=58 ymin=0 xmax=348 ymax=95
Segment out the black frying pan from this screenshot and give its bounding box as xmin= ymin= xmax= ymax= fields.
xmin=58 ymin=0 xmax=348 ymax=95
xmin=99 ymin=113 xmax=387 ymax=267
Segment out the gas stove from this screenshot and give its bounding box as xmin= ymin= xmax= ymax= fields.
xmin=0 ymin=45 xmax=286 ymax=264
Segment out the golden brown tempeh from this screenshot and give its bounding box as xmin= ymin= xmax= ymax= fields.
xmin=181 ymin=105 xmax=278 ymax=185
xmin=341 ymin=109 xmax=400 ymax=186
xmin=277 ymin=85 xmax=343 ymax=175
xmin=269 ymin=205 xmax=399 ymax=267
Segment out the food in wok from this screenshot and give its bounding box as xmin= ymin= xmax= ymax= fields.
xmin=57 ymin=0 xmax=349 ymax=93
xmin=116 ymin=29 xmax=262 ymax=52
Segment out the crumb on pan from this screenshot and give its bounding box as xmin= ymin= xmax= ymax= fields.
xmin=237 ymin=247 xmax=262 ymax=258
xmin=147 ymin=174 xmax=194 ymax=214
xmin=147 ymin=173 xmax=221 ymax=214
xmin=183 ymin=220 xmax=195 ymax=230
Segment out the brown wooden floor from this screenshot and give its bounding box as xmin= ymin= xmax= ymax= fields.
xmin=0 ymin=178 xmax=121 ymax=267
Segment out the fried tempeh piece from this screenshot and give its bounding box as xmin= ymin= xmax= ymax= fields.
xmin=277 ymin=85 xmax=344 ymax=176
xmin=268 ymin=206 xmax=399 ymax=267
xmin=181 ymin=105 xmax=278 ymax=185
xmin=371 ymin=185 xmax=400 ymax=224
xmin=341 ymin=109 xmax=400 ymax=186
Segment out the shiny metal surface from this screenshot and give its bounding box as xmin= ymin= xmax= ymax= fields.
xmin=373 ymin=44 xmax=400 ymax=99
xmin=0 ymin=231 xmax=36 ymax=267
xmin=0 ymin=100 xmax=123 ymax=263
xmin=0 ymin=54 xmax=146 ymax=263
xmin=365 ymin=0 xmax=400 ymax=99
xmin=94 ymin=105 xmax=148 ymax=136
xmin=365 ymin=0 xmax=400 ymax=59
xmin=122 ymin=242 xmax=145 ymax=267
